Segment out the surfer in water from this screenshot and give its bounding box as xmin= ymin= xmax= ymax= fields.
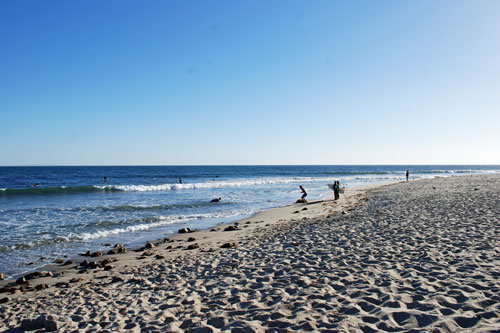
xmin=299 ymin=185 xmax=308 ymax=203
xmin=211 ymin=197 xmax=221 ymax=202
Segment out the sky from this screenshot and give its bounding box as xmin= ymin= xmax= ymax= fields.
xmin=1 ymin=1 xmax=499 ymax=165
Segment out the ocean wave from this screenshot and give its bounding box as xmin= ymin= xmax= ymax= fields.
xmin=96 ymin=177 xmax=321 ymax=192
xmin=0 ymin=210 xmax=248 ymax=253
xmin=1 ymin=201 xmax=233 ymax=215
xmin=0 ymin=185 xmax=121 ymax=196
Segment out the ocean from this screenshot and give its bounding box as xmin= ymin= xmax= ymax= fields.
xmin=1 ymin=165 xmax=498 ymax=278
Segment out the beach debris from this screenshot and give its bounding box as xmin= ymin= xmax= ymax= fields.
xmin=145 ymin=241 xmax=155 ymax=249
xmin=54 ymin=258 xmax=65 ymax=264
xmin=187 ymin=237 xmax=196 ymax=242
xmin=178 ymin=227 xmax=196 ymax=234
xmin=187 ymin=243 xmax=200 ymax=250
xmin=221 ymin=242 xmax=237 ymax=248
xmin=224 ymin=225 xmax=239 ymax=231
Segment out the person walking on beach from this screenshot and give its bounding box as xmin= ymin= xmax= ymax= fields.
xmin=299 ymin=185 xmax=308 ymax=203
xmin=406 ymin=170 xmax=409 ymax=182
xmin=333 ymin=180 xmax=340 ymax=200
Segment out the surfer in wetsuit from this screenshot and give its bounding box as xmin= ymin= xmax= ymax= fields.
xmin=211 ymin=197 xmax=221 ymax=202
xmin=333 ymin=180 xmax=340 ymax=200
xmin=299 ymin=186 xmax=308 ymax=203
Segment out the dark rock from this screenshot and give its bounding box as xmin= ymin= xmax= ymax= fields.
xmin=55 ymin=282 xmax=67 ymax=288
xmin=35 ymin=284 xmax=49 ymax=290
xmin=103 ymin=243 xmax=111 ymax=247
xmin=63 ymin=260 xmax=74 ymax=266
xmin=155 ymin=255 xmax=165 ymax=259
xmin=16 ymin=276 xmax=27 ymax=285
xmin=178 ymin=227 xmax=195 ymax=234
xmin=293 ymin=211 xmax=300 ymax=214
xmin=143 ymin=250 xmax=154 ymax=256
xmin=221 ymin=242 xmax=237 ymax=249
xmin=111 ymin=276 xmax=124 ymax=283
xmin=54 ymin=258 xmax=65 ymax=264
xmin=90 ymin=251 xmax=103 ymax=257
xmin=0 ymin=297 xmax=9 ymax=304
xmin=104 ymin=265 xmax=113 ymax=271
xmin=100 ymin=258 xmax=113 ymax=266
xmin=224 ymin=226 xmax=239 ymax=231
xmin=187 ymin=243 xmax=200 ymax=250
xmin=187 ymin=237 xmax=196 ymax=242
xmin=24 ymin=271 xmax=53 ymax=280
xmin=302 ymin=207 xmax=308 ymax=211
xmin=82 ymin=250 xmax=92 ymax=256
xmin=145 ymin=241 xmax=155 ymax=249
xmin=85 ymin=261 xmax=98 ymax=269
xmin=79 ymin=259 xmax=89 ymax=267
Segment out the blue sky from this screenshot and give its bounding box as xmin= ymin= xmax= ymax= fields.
xmin=1 ymin=1 xmax=499 ymax=165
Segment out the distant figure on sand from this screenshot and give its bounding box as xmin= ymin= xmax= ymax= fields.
xmin=406 ymin=170 xmax=409 ymax=182
xmin=333 ymin=180 xmax=340 ymax=200
xmin=211 ymin=197 xmax=221 ymax=202
xmin=299 ymin=186 xmax=308 ymax=203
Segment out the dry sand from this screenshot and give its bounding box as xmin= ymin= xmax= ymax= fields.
xmin=1 ymin=174 xmax=499 ymax=332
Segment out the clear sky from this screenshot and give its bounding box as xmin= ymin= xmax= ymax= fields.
xmin=1 ymin=1 xmax=499 ymax=165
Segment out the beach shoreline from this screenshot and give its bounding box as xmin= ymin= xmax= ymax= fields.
xmin=1 ymin=174 xmax=499 ymax=331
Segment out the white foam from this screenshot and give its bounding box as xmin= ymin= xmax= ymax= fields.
xmin=77 ymin=210 xmax=251 ymax=241
xmin=95 ymin=177 xmax=325 ymax=192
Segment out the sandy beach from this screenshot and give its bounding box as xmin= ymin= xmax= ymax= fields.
xmin=1 ymin=174 xmax=499 ymax=332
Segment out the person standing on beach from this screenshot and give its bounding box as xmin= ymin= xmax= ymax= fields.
xmin=406 ymin=170 xmax=409 ymax=182
xmin=333 ymin=180 xmax=340 ymax=200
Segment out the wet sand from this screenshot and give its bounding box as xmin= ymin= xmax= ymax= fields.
xmin=1 ymin=174 xmax=499 ymax=332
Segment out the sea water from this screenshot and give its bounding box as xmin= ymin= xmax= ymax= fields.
xmin=0 ymin=165 xmax=498 ymax=278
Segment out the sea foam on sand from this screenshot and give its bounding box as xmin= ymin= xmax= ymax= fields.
xmin=1 ymin=174 xmax=499 ymax=332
